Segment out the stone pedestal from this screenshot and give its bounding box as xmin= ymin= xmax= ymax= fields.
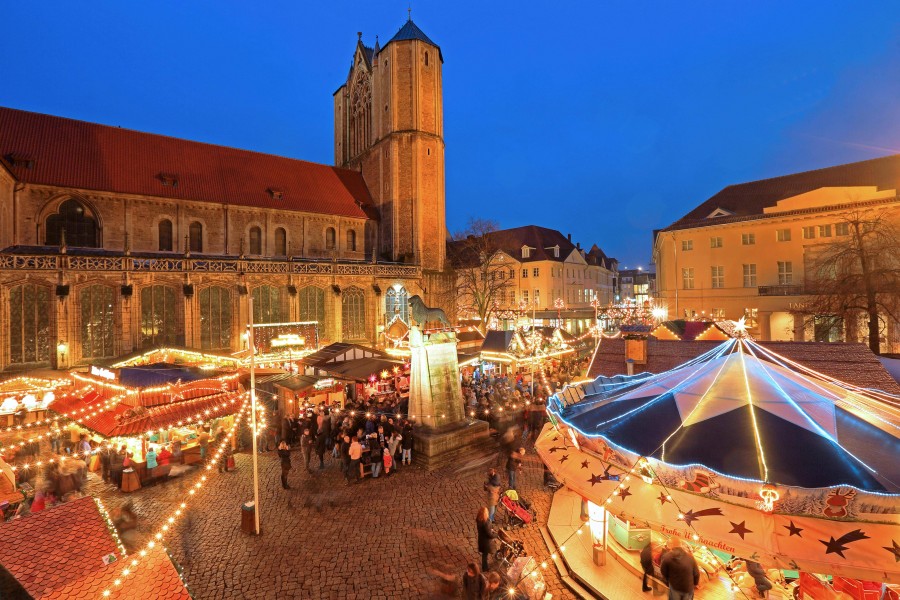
xmin=408 ymin=326 xmax=493 ymax=469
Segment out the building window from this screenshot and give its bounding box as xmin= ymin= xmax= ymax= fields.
xmin=711 ymin=266 xmax=724 ymax=288
xmin=385 ymin=286 xmax=409 ymax=323
xmin=342 ymin=287 xmax=366 ymax=340
xmin=158 ymin=219 xmax=173 ymax=252
xmin=8 ymin=284 xmax=51 ymax=365
xmin=818 ymin=224 xmax=832 ymax=238
xmin=710 ymin=236 xmax=723 ymax=248
xmin=835 ymin=222 xmax=849 ymax=236
xmin=814 ymin=315 xmax=842 ymax=342
xmin=802 ymin=226 xmax=816 ymax=240
xmin=274 ymin=227 xmax=287 ymax=256
xmin=140 ymin=285 xmax=177 ymax=348
xmin=777 ymin=261 xmax=793 ymax=285
xmin=533 ymin=268 xmax=539 ymax=277
xmin=681 ymin=268 xmax=695 ymax=289
xmin=45 ymin=199 xmax=99 ymax=248
xmin=189 ymin=221 xmax=203 ymax=252
xmin=534 ymin=290 xmax=540 ymax=306
xmin=522 ymin=290 xmax=529 ymax=304
xmin=424 ymin=51 xmax=429 ymax=66
xmin=521 ymin=247 xmax=530 ymax=259
xmin=681 ymin=240 xmax=693 ymax=251
xmin=199 ymin=286 xmax=232 ymax=351
xmin=776 ymin=229 xmax=791 ymax=242
xmin=346 ymin=229 xmax=357 ymax=252
xmin=522 ymin=269 xmax=528 ymax=279
xmin=741 ymin=233 xmax=755 ymax=245
xmin=299 ymin=286 xmax=326 ymax=328
xmin=252 ymin=285 xmax=284 ymax=324
xmin=742 ymin=264 xmax=757 ymax=288
xmin=80 ymin=285 xmax=115 ymax=359
xmin=744 ymin=308 xmax=758 ymax=328
xmin=711 ymin=308 xmax=725 ymax=320
xmin=249 ymin=226 xmax=262 ymax=255
xmin=325 ymin=227 xmax=336 ymax=251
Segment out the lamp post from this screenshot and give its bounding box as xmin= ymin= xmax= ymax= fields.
xmin=247 ymin=298 xmax=261 ymax=535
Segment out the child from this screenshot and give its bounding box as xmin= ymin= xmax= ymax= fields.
xmin=383 ymin=447 xmax=393 ymax=475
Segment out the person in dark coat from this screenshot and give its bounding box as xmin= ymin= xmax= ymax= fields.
xmin=505 ymin=447 xmax=525 ymax=490
xmin=461 ymin=562 xmax=486 ymax=600
xmin=315 ymin=429 xmax=328 ymax=470
xmin=277 ymin=441 xmax=292 ymax=489
xmin=475 ymin=506 xmax=496 ymax=572
xmin=745 ymin=560 xmax=773 ymax=598
xmin=660 ymin=539 xmax=700 ymax=600
xmin=640 ymin=542 xmax=662 ymax=593
xmin=484 ymin=470 xmax=501 ymax=522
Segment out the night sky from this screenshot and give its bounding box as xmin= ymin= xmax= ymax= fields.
xmin=3 ymin=2 xmax=899 ymax=267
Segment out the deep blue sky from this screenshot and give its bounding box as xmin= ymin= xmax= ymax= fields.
xmin=4 ymin=2 xmax=899 ymax=268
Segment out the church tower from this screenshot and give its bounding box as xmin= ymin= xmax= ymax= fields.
xmin=334 ymin=18 xmax=446 ymax=273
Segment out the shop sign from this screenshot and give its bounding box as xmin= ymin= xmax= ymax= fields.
xmin=314 ymin=378 xmax=335 ymax=390
xmin=90 ymin=366 xmax=116 ymax=381
xmin=271 ymin=334 xmax=306 ymax=348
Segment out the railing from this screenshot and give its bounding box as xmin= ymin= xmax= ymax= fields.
xmin=757 ymin=284 xmax=805 ymax=296
xmin=0 ymin=252 xmax=421 ymax=278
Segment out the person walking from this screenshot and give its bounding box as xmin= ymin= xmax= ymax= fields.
xmin=401 ymin=422 xmax=414 ymax=465
xmin=660 ymin=539 xmax=700 ymax=600
xmin=348 ymin=435 xmax=362 ymax=484
xmin=506 ymin=447 xmax=525 ymax=491
xmin=475 ymin=507 xmax=497 ymax=572
xmin=484 ymin=469 xmax=501 ymax=522
xmin=745 ymin=560 xmax=773 ymax=598
xmin=315 ymin=429 xmax=327 ymax=470
xmin=462 ymin=562 xmax=486 ymax=600
xmin=277 ymin=441 xmax=292 ymax=489
xmin=198 ymin=427 xmax=210 ymax=463
xmin=299 ymin=427 xmax=313 ymax=473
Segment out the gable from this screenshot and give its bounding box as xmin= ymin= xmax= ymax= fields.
xmin=563 ymin=249 xmax=587 ymax=265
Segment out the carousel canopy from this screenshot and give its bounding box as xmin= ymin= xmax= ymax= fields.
xmin=555 ymin=339 xmax=900 ymax=492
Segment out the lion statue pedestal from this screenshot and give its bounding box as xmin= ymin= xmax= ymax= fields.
xmin=408 ymin=326 xmax=491 ymax=469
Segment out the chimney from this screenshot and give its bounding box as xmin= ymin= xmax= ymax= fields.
xmin=567 ymin=233 xmax=572 ymax=242
xmin=576 ymin=242 xmax=581 ymax=250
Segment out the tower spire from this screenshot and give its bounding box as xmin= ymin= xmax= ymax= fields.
xmin=407 ymin=5 xmax=411 ymax=21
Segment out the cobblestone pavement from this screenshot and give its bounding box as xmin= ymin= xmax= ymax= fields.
xmin=83 ymin=446 xmax=577 ymax=600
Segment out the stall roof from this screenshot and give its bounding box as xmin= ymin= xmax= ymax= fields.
xmin=321 ymin=357 xmax=402 ymax=382
xmin=481 ymin=331 xmax=515 ymax=354
xmin=298 ymin=343 xmax=390 ymax=369
xmin=271 ymin=374 xmax=320 ymax=392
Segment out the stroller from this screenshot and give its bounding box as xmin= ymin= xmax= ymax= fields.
xmin=500 ymin=489 xmax=536 ymax=527
xmin=494 ymin=528 xmax=525 ymax=569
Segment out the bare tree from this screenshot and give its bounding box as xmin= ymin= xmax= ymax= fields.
xmin=802 ymin=208 xmax=900 ymax=354
xmin=447 ymin=218 xmax=513 ymax=335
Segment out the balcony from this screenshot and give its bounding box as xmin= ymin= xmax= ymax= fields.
xmin=757 ymin=284 xmax=805 ymax=296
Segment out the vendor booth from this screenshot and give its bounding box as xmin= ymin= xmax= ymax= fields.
xmin=0 ymin=376 xmax=68 ymax=427
xmin=538 ymin=336 xmax=900 ymax=599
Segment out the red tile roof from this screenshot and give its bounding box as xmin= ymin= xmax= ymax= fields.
xmin=0 ymin=497 xmax=119 ymax=598
xmin=43 ymin=546 xmax=191 ymax=600
xmin=447 ymin=225 xmax=616 ymax=268
xmin=0 ymin=106 xmax=373 ymax=219
xmin=664 ymin=154 xmax=900 ymax=230
xmin=588 ymin=338 xmax=900 ymax=395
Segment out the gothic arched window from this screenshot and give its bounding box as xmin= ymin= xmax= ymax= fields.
xmin=252 ymin=285 xmax=284 ymax=324
xmin=385 ymin=286 xmax=409 ymax=324
xmin=80 ymin=285 xmax=115 ymax=359
xmin=189 ymin=222 xmax=203 ymax=253
xmin=249 ymin=226 xmax=262 ymax=255
xmin=299 ymin=286 xmax=326 ymax=328
xmin=346 ymin=229 xmax=357 ymax=252
xmin=158 ymin=219 xmax=173 ymax=252
xmin=45 ymin=199 xmax=99 ymax=247
xmin=140 ymin=285 xmax=178 ymax=348
xmin=8 ymin=283 xmax=51 ymax=365
xmin=349 ymin=70 xmax=372 ymax=158
xmin=199 ymin=286 xmax=232 ymax=350
xmin=274 ymin=227 xmax=287 ymax=256
xmin=325 ymin=227 xmax=336 ymax=251
xmin=342 ymin=287 xmax=366 ymax=340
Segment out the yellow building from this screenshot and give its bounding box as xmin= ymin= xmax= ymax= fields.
xmin=653 ymin=155 xmax=900 ymax=351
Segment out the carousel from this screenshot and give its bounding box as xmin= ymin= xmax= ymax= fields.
xmin=537 ymin=328 xmax=900 ymax=599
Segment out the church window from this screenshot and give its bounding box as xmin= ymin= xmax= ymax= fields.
xmin=45 ymin=199 xmax=99 ymax=248
xmin=249 ymin=226 xmax=262 ymax=255
xmin=425 ymin=51 xmax=429 ymax=66
xmin=199 ymin=286 xmax=232 ymax=351
xmin=325 ymin=227 xmax=336 ymax=250
xmin=252 ymin=285 xmax=284 ymax=324
xmin=189 ymin=221 xmax=203 ymax=252
xmin=80 ymin=285 xmax=115 ymax=359
xmin=274 ymin=227 xmax=287 ymax=256
xmin=342 ymin=286 xmax=366 ymax=340
xmin=299 ymin=286 xmax=326 ymax=329
xmin=350 ymin=71 xmax=372 ymax=157
xmin=385 ymin=286 xmax=409 ymax=323
xmin=8 ymin=283 xmax=51 ymax=365
xmin=347 ymin=229 xmax=357 ymax=251
xmin=140 ymin=285 xmax=178 ymax=348
xmin=158 ymin=219 xmax=173 ymax=252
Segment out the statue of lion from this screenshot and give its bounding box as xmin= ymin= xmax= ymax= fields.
xmin=408 ymin=295 xmax=451 ymax=328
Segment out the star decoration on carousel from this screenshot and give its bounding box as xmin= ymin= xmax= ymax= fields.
xmin=729 ymin=521 xmax=753 ymax=540
xmin=883 ymin=540 xmax=900 ymax=562
xmin=581 ymin=460 xmax=590 ymax=469
xmin=657 ymin=493 xmax=670 ymax=506
xmin=559 ymin=454 xmax=569 ymax=464
xmin=547 ymin=446 xmax=566 ymax=454
xmin=617 ymin=486 xmax=632 ymax=501
xmin=678 ymin=508 xmax=724 ymax=526
xmin=784 ymin=521 xmax=804 ymax=537
xmin=820 ymin=529 xmax=870 ymax=559
xmin=552 ymin=436 xmax=559 ymax=442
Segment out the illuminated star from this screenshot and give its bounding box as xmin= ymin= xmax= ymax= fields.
xmin=657 ymin=493 xmax=670 ymax=506
xmin=883 ymin=540 xmax=900 ymax=563
xmin=784 ymin=521 xmax=803 ymax=537
xmin=820 ymin=529 xmax=870 ymax=559
xmin=618 ymin=486 xmax=632 ymax=501
xmin=729 ymin=521 xmax=753 ymax=540
xmin=581 ymin=460 xmax=590 ymax=469
xmin=559 ymin=454 xmax=569 ymax=464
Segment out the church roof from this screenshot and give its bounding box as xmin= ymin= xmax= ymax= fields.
xmin=383 ymin=20 xmax=443 ymax=61
xmin=0 ymin=106 xmax=374 ymax=219
xmin=662 ymin=154 xmax=900 ymax=231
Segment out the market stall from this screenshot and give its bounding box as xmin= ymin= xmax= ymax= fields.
xmin=538 ymin=336 xmax=900 ymax=598
xmin=0 ymin=376 xmax=68 ymax=427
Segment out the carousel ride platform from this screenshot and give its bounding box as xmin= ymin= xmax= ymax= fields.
xmin=545 ymin=488 xmax=754 ymax=600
